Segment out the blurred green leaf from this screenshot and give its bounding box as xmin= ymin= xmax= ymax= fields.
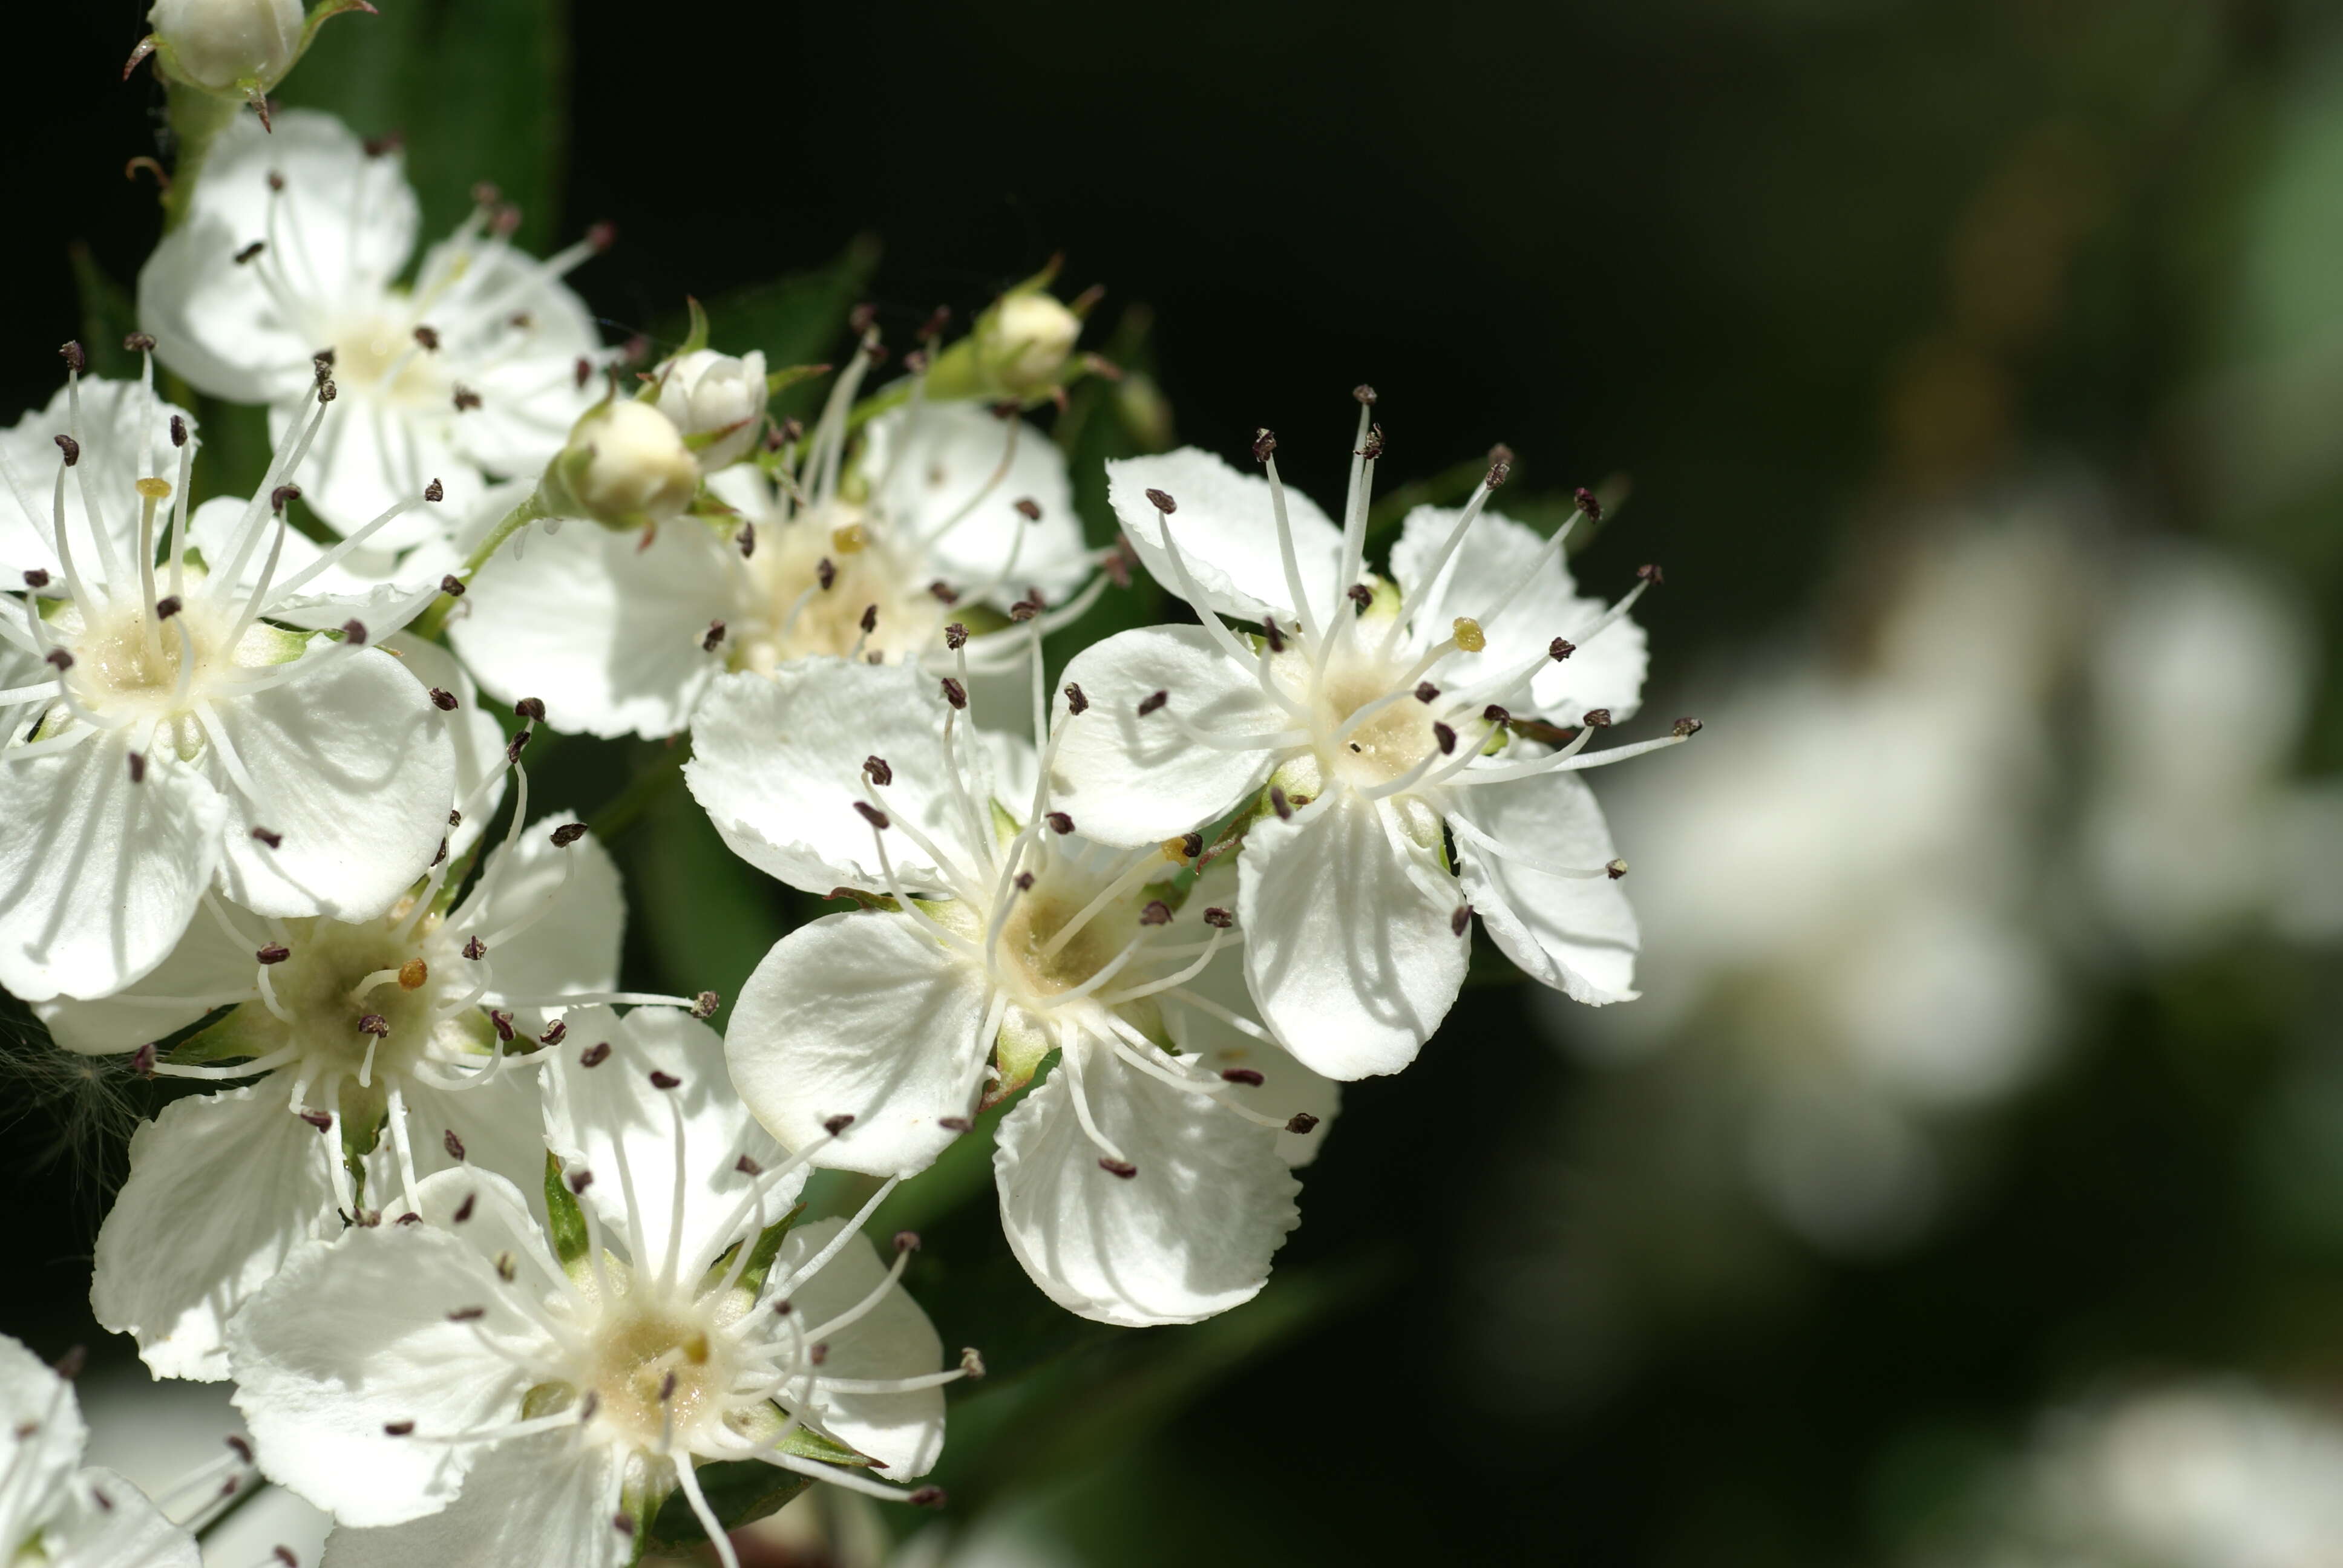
xmin=623 ymin=766 xmax=788 ymax=1030
xmin=646 ymin=1461 xmax=811 ymax=1547
xmin=68 ymin=246 xmax=140 ymax=381
xmin=277 ymin=0 xmax=569 ymax=252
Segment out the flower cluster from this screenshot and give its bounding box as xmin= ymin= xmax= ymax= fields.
xmin=10 ymin=54 xmax=1687 ymax=1560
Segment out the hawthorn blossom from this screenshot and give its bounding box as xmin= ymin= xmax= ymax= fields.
xmin=690 ymin=656 xmax=1329 ymax=1325
xmin=229 ymin=1006 xmax=966 ymax=1568
xmin=448 ymin=342 xmax=1101 ymax=739
xmin=0 ymin=359 xmax=457 ymax=1004
xmin=0 ymin=1334 xmax=198 ymax=1568
xmin=44 ymin=800 xmax=628 ymax=1381
xmin=138 ymin=109 xmax=608 ymax=543
xmin=1047 ymin=394 xmax=1687 ymax=1079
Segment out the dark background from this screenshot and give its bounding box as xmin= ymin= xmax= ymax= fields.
xmin=8 ymin=2 xmax=2343 ymax=1564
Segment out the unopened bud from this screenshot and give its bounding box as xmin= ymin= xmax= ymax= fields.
xmin=145 ymin=0 xmax=304 ymax=93
xmin=655 ymin=348 xmax=770 ymax=473
xmin=539 ymin=400 xmax=700 ymax=531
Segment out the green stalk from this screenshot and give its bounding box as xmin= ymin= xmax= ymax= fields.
xmin=408 ymin=493 xmax=551 ymax=641
xmin=159 ymin=85 xmax=243 ymax=234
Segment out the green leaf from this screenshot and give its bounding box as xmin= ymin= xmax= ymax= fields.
xmin=722 ymin=1203 xmax=806 ymax=1298
xmin=623 ymin=776 xmax=790 ymax=1028
xmin=68 ymin=246 xmax=141 ymax=381
xmin=543 ymin=1150 xmax=589 ymax=1268
xmin=275 ymin=0 xmax=569 ymax=253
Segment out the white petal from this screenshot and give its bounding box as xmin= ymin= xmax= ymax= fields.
xmin=399 ymin=1071 xmax=555 ymax=1224
xmin=865 ymin=403 xmax=1090 ymax=608
xmin=448 ymin=515 xmax=732 ymax=740
xmin=275 ymin=394 xmax=480 ymax=545
xmin=0 ymin=731 xmax=228 ymax=1003
xmin=209 ymin=646 xmax=455 ymax=921
xmin=1106 ymin=448 xmax=1347 ymax=624
xmin=0 ymin=379 xmax=194 ymax=593
xmin=427 ymin=246 xmax=603 ymax=481
xmin=772 ymin=1218 xmax=946 ymax=1476
xmin=1239 ymin=794 xmax=1466 ymax=1079
xmin=543 ymin=1005 xmax=795 ymax=1282
xmin=313 ymin=1432 xmax=631 ymax=1568
xmin=0 ymin=1333 xmax=88 ymax=1553
xmin=1048 ymin=625 xmax=1287 ymax=847
xmin=1388 ymin=503 xmax=1648 ymax=722
xmin=727 ymin=912 xmax=991 ymax=1178
xmin=91 ymin=1082 xmax=341 ymax=1382
xmin=1450 ymin=768 xmax=1639 ymax=1004
xmin=36 ymin=892 xmax=255 ymax=1053
xmin=45 ymin=1468 xmax=200 ymax=1568
xmin=995 ymin=1055 xmax=1299 ymax=1326
xmin=137 ymin=111 xmax=418 ymax=405
xmin=386 ymin=635 xmax=506 ymax=859
xmin=1161 ymin=866 xmax=1340 ymax=1166
xmin=457 ymin=815 xmax=624 ymax=1010
xmin=228 ymin=1190 xmax=551 ymax=1526
xmin=188 ymin=496 xmax=457 ymax=634
xmin=686 ymin=662 xmax=995 ymax=897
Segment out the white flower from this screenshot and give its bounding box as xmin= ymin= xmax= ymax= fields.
xmin=1913 ymin=1382 xmax=2343 ymax=1568
xmin=145 ymin=0 xmax=302 ymax=93
xmin=229 ymin=1006 xmax=966 ymax=1568
xmin=45 ymin=798 xmax=627 ymax=1381
xmin=449 ymin=351 xmax=1099 ymax=740
xmin=655 ymin=348 xmax=770 ymax=474
xmin=689 ymin=658 xmax=1325 ymax=1326
xmin=138 ymin=109 xmax=609 ymax=546
xmin=0 ymin=362 xmax=459 ymax=1004
xmin=0 ymin=1334 xmax=198 ymax=1568
xmin=1047 ymin=399 xmax=1679 ymax=1079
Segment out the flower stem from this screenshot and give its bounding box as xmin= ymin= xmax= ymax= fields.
xmin=409 ymin=492 xmax=551 ymax=641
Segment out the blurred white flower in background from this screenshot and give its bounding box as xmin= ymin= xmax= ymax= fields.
xmin=1565 ymin=512 xmax=2077 ymax=1254
xmin=1910 ymin=1382 xmax=2343 ymax=1568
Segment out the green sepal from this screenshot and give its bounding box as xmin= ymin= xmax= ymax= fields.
xmin=544 ymin=1152 xmax=591 ymax=1270
xmin=820 ymin=887 xmax=902 ymax=913
xmin=678 ymin=296 xmax=712 ymax=358
xmin=765 ymin=364 xmax=830 ymax=397
xmin=775 ymin=1424 xmax=878 ymax=1468
xmin=718 ymin=1203 xmax=807 ymax=1299
xmin=683 ymin=485 xmax=740 ymax=520
xmin=167 ymin=1005 xmax=278 ymax=1066
xmin=994 ymin=1022 xmax=1052 ymax=1100
xmin=682 ymin=423 xmax=750 ymax=454
xmin=645 ymin=1460 xmax=811 ymax=1547
xmin=991 ymin=798 xmax=1023 ymax=849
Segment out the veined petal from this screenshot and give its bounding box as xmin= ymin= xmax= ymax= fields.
xmin=270 ymin=396 xmax=480 ymax=546
xmin=0 ymin=379 xmax=192 ymax=593
xmin=727 ymin=912 xmax=991 ymax=1179
xmin=425 ymin=244 xmax=603 ymax=482
xmin=1107 ymin=449 xmax=1347 ymax=624
xmin=0 ymin=1333 xmax=88 ymax=1554
xmin=686 ymin=662 xmax=995 ymax=897
xmin=1388 ymin=503 xmax=1648 ymax=722
xmin=312 ymin=1431 xmax=631 ymax=1568
xmin=1049 ymin=625 xmax=1288 ymax=847
xmin=448 ymin=517 xmax=733 ymax=740
xmin=770 ymin=1218 xmax=946 ymax=1477
xmin=542 ymin=1005 xmax=793 ymax=1282
xmin=459 ymin=817 xmax=624 ymax=1011
xmin=209 ymin=647 xmax=455 ymax=923
xmin=1450 ymin=768 xmax=1640 ymax=1005
xmin=228 ymin=1193 xmax=552 ymax=1526
xmin=387 ymin=635 xmax=506 ymax=860
xmin=0 ymin=731 xmax=228 ymax=1004
xmin=188 ymin=496 xmax=456 ymax=636
xmin=35 ymin=887 xmax=257 ymax=1053
xmin=92 ymin=1082 xmax=341 ymax=1382
xmin=44 ymin=1469 xmax=200 ymax=1568
xmin=401 ymin=1072 xmax=555 ymax=1224
xmin=864 ymin=402 xmax=1089 ymax=607
xmin=995 ymin=1056 xmax=1299 ymax=1327
xmin=1239 ymin=794 xmax=1466 ymax=1079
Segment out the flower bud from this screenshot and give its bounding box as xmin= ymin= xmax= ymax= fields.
xmin=925 ymin=283 xmax=1085 ymax=403
xmin=537 ymin=399 xmax=700 ymax=532
xmin=654 ymin=348 xmax=770 ymax=473
xmin=146 ymin=0 xmax=304 ymax=92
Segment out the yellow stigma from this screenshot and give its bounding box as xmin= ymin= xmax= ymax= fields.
xmin=1452 ymin=616 xmax=1486 ymax=653
xmin=135 ymin=477 xmax=174 ymax=501
xmin=830 ymin=523 xmax=868 ymax=555
xmin=398 ymin=958 xmax=428 ymax=990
